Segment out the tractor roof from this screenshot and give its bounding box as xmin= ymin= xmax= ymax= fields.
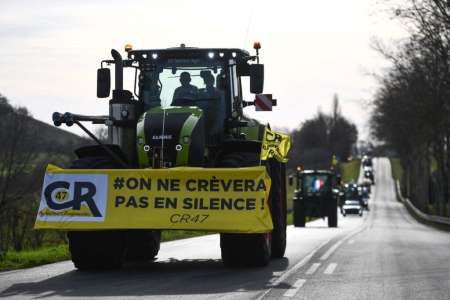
xmin=127 ymin=46 xmax=250 ymax=61
xmin=300 ymin=170 xmax=334 ymax=176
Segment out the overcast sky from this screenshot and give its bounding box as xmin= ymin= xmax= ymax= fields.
xmin=0 ymin=0 xmax=407 ymax=139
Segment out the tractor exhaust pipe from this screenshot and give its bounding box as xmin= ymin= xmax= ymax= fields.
xmin=111 ymin=49 xmax=123 ymax=91
xmin=108 ymin=48 xmax=137 ymax=166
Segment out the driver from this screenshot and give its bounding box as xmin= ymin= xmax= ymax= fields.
xmin=198 ymin=71 xmax=225 ymax=135
xmin=199 ymin=71 xmax=222 ymax=99
xmin=172 ymin=72 xmax=198 ymax=105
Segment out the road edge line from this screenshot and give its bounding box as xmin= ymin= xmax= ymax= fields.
xmin=257 ymin=210 xmax=370 ymax=299
xmin=256 ymin=238 xmax=331 ymax=300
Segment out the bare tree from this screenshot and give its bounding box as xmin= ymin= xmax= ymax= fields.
xmin=0 ymin=95 xmax=41 ymax=254
xmin=371 ymin=0 xmax=450 ymax=214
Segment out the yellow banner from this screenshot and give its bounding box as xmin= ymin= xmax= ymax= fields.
xmin=260 ymin=127 xmax=291 ymax=163
xmin=34 ymin=165 xmax=273 ymax=233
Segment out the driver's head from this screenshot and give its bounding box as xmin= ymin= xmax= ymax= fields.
xmin=180 ymin=72 xmax=191 ymax=86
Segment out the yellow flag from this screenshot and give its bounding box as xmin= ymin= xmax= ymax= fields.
xmin=260 ymin=127 xmax=291 ymax=163
xmin=332 ymin=155 xmax=338 ymax=166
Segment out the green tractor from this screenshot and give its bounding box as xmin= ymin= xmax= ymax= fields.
xmin=52 ymin=43 xmax=287 ymax=268
xmin=289 ymin=169 xmax=339 ymax=227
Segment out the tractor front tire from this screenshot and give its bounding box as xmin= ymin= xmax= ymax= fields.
xmin=68 ymin=231 xmax=125 ymax=270
xmin=68 ymin=156 xmax=126 ymax=270
xmin=68 ymin=156 xmax=161 ymax=269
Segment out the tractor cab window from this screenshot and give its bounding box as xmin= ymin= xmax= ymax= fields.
xmin=302 ymin=175 xmax=330 ymax=195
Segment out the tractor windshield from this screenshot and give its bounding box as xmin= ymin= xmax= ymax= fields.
xmin=344 ymin=188 xmax=359 ymax=199
xmin=140 ymin=65 xmax=226 ymax=108
xmin=140 ymin=63 xmax=228 ymax=135
xmin=160 ymin=67 xmax=225 ymax=107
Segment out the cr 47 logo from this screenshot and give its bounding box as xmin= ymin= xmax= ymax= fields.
xmin=37 ymin=174 xmax=108 ymax=222
xmin=44 ymin=181 xmax=101 ymax=217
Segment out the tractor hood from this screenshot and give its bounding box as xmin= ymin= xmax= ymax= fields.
xmin=136 ymin=106 xmax=205 ymax=168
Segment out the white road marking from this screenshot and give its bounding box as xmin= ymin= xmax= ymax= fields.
xmin=348 ymin=239 xmax=355 ymax=244
xmin=267 ymin=273 xmax=282 ymax=285
xmin=320 ymin=239 xmax=344 ymax=260
xmin=305 ymin=263 xmax=321 ymax=275
xmin=257 ymin=224 xmax=367 ymax=299
xmin=283 ymin=279 xmax=306 ymax=297
xmin=320 ymin=225 xmax=367 ymax=261
xmin=324 ymin=263 xmax=337 ymax=274
xmin=272 ymin=271 xmax=284 ymax=276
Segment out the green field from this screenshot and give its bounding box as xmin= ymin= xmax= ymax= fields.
xmin=341 ymin=159 xmax=361 ymax=183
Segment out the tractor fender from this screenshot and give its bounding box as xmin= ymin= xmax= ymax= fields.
xmin=74 ymin=144 xmax=129 ymax=164
xmin=219 ymin=140 xmax=262 ymax=155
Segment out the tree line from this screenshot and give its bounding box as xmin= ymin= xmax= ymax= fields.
xmin=371 ymin=0 xmax=450 ymax=216
xmin=0 ymin=94 xmax=87 ymax=258
xmin=288 ymin=95 xmax=358 ymax=170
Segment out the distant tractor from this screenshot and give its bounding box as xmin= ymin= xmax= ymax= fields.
xmin=358 ymin=184 xmax=370 ymax=211
xmin=290 ymin=170 xmax=340 ymax=227
xmin=362 ymin=155 xmax=375 ymax=185
xmin=363 ymin=169 xmax=375 ymax=185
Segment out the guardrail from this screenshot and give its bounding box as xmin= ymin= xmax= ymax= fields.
xmin=395 ymin=180 xmax=450 ymax=226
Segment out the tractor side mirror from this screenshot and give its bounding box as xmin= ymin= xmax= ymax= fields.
xmin=250 ymin=64 xmax=264 ymax=94
xmin=97 ymin=68 xmax=111 ymax=98
xmin=289 ymin=175 xmax=294 ymax=186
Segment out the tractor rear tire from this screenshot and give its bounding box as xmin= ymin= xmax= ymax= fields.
xmin=220 ymin=233 xmax=271 ymax=267
xmin=328 ymin=201 xmax=338 ymax=228
xmin=294 ymin=200 xmax=306 ymax=227
xmin=268 ymin=160 xmax=287 ymax=259
xmin=125 ymin=230 xmax=161 ymax=261
xmin=218 ymin=151 xmax=272 ymax=267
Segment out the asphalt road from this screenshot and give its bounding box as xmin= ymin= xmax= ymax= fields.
xmin=1 ymin=158 xmax=449 ymax=299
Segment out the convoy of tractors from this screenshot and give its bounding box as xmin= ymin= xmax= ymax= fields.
xmin=291 ymin=155 xmax=374 ymax=226
xmin=36 ymin=43 xmax=373 ymax=270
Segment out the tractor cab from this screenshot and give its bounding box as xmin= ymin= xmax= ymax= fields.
xmin=54 ymin=43 xmax=276 ymax=169
xmin=98 ymin=44 xmax=272 ymax=168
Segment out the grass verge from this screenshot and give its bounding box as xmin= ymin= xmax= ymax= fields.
xmin=0 ymin=244 xmax=69 ymax=271
xmin=390 ymin=157 xmax=403 ymax=183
